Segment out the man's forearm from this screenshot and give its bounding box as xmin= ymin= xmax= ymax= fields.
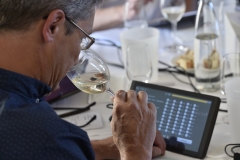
xmin=91 ymin=137 xmax=120 ymax=160
xmin=119 ymin=147 xmax=152 ymax=160
xmin=91 ymin=137 xmax=152 ymax=160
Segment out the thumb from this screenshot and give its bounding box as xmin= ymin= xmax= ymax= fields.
xmin=152 ymin=146 xmax=162 ymax=157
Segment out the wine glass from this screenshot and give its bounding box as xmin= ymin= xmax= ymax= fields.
xmin=221 ymin=53 xmax=240 ymax=95
xmin=67 ymin=50 xmax=115 ymax=97
xmin=125 ymin=42 xmax=152 ymax=83
xmin=160 ymin=0 xmax=186 ymax=52
xmin=219 ymin=53 xmax=240 ymax=126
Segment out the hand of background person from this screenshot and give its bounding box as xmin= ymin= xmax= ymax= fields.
xmin=93 ymin=0 xmax=154 ymax=31
xmin=125 ymin=0 xmax=153 ymax=20
xmin=111 ymin=90 xmax=162 ymax=159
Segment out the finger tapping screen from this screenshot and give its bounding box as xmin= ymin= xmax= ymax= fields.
xmin=131 ymin=81 xmax=220 ymax=158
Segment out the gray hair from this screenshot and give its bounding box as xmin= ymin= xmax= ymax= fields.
xmin=0 ymin=0 xmax=102 ymax=34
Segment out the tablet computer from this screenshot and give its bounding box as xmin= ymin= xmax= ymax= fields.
xmin=130 ymin=81 xmax=221 ymax=159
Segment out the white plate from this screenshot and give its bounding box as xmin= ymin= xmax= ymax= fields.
xmin=171 ymin=54 xmax=194 ymax=74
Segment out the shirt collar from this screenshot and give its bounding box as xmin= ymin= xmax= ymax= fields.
xmin=0 ymin=68 xmax=51 ymax=102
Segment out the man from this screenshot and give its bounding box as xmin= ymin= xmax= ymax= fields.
xmin=0 ymin=0 xmax=165 ymax=159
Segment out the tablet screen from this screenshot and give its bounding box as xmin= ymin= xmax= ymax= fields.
xmin=130 ymin=81 xmax=220 ymax=158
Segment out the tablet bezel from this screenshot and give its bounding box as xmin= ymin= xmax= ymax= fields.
xmin=130 ymin=81 xmax=221 ymax=159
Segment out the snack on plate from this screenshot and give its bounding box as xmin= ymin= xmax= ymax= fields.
xmin=203 ymin=49 xmax=220 ymax=69
xmin=176 ymin=49 xmax=194 ymax=70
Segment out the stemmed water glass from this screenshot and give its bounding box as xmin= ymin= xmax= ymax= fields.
xmin=219 ymin=53 xmax=240 ymax=126
xmin=67 ymin=50 xmax=115 ymax=97
xmin=221 ymin=53 xmax=240 ymax=95
xmin=160 ymin=0 xmax=186 ymax=52
xmin=125 ymin=43 xmax=152 ymax=83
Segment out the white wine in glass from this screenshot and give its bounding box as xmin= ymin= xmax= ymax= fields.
xmin=160 ymin=0 xmax=186 ymax=52
xmin=71 ymin=72 xmax=109 ymax=94
xmin=67 ymin=50 xmax=114 ymax=96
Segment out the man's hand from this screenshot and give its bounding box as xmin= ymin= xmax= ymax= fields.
xmin=111 ymin=90 xmax=157 ymax=160
xmin=92 ymin=90 xmax=166 ymax=159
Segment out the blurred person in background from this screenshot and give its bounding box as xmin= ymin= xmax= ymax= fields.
xmin=93 ymin=0 xmax=196 ymax=31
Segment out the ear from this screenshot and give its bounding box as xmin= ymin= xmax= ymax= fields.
xmin=42 ymin=9 xmax=65 ymax=42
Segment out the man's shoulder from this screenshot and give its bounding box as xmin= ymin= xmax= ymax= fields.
xmin=0 ymin=98 xmax=94 ymax=160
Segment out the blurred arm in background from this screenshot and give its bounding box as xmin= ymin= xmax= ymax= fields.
xmin=93 ymin=0 xmax=154 ymax=31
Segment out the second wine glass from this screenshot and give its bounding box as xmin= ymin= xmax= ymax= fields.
xmin=67 ymin=50 xmax=115 ymax=97
xmin=160 ymin=0 xmax=186 ymax=52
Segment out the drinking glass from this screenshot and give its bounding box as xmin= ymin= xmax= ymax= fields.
xmin=221 ymin=53 xmax=240 ymax=95
xmin=124 ymin=0 xmax=148 ymax=29
xmin=67 ymin=50 xmax=115 ymax=97
xmin=125 ymin=43 xmax=152 ymax=83
xmin=160 ymin=0 xmax=186 ymax=52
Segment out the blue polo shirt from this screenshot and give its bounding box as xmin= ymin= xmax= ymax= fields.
xmin=0 ymin=68 xmax=95 ymax=160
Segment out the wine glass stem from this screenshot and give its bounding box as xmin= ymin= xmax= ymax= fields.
xmin=106 ymin=88 xmax=115 ymax=97
xmin=172 ymin=21 xmax=177 ymax=42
